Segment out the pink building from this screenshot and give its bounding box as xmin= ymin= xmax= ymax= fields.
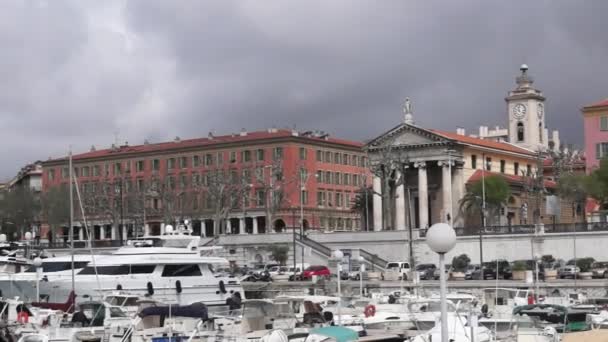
xmin=582 ymin=98 xmax=608 ymax=172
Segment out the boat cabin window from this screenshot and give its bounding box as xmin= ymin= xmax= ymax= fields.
xmin=26 ymin=261 xmax=89 ymax=273
xmin=109 ymin=307 xmax=127 ymax=318
xmin=78 ymin=265 xmax=155 ymax=275
xmin=162 ymin=264 xmax=202 ymax=277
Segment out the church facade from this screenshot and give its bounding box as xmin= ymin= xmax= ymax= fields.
xmin=365 ymin=66 xmax=574 ymax=232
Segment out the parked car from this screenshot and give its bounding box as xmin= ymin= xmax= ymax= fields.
xmin=301 ymin=265 xmax=331 ymax=280
xmin=385 ymin=261 xmax=411 ymax=280
xmin=591 ymin=262 xmax=608 ymax=278
xmin=558 ymin=265 xmax=580 ymax=279
xmin=472 ymin=260 xmax=512 ymax=280
xmin=433 ymin=264 xmax=452 ymax=280
xmin=251 ymin=263 xmax=279 ymax=276
xmin=415 ymin=263 xmax=437 ymax=280
xmin=464 ymin=264 xmax=480 ymax=280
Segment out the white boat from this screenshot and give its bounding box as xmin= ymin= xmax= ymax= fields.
xmin=44 ymin=251 xmax=240 ymax=308
xmin=409 ymin=313 xmax=494 ymax=342
xmin=0 ymin=254 xmax=92 ymax=302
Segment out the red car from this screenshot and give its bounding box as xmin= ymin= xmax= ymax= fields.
xmin=302 ymin=265 xmax=331 ymax=280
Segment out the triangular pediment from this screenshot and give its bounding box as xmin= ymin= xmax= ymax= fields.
xmin=366 ymin=123 xmax=451 ymax=150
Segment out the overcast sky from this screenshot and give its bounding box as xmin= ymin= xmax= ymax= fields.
xmin=1 ymin=0 xmax=607 ymax=179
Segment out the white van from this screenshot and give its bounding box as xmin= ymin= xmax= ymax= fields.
xmin=385 ymin=261 xmax=411 ymax=280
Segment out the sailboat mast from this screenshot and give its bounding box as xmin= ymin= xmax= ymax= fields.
xmin=69 ymin=148 xmax=75 ymax=295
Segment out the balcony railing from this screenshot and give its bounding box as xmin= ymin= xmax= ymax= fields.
xmin=37 ymin=240 xmax=125 ymax=249
xmin=420 ymin=222 xmax=608 ymax=237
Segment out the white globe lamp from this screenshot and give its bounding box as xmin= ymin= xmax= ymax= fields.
xmin=24 ymin=232 xmax=33 ymax=241
xmin=426 ymin=223 xmax=456 ymax=342
xmin=332 ymin=249 xmax=344 ymax=260
xmin=0 ymin=234 xmax=7 ymax=242
xmin=165 ymin=225 xmax=174 ymax=234
xmin=33 ymin=257 xmax=43 ymax=268
xmin=184 ymin=219 xmax=189 ymax=225
xmin=426 ymin=223 xmax=456 ymax=254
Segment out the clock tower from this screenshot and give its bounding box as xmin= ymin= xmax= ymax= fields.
xmin=506 ymin=64 xmax=548 ymax=151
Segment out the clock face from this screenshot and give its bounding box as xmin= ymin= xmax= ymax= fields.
xmin=513 ymin=103 xmax=527 ymax=119
xmin=537 ymin=103 xmax=544 ymax=119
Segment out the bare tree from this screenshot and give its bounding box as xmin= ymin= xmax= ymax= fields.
xmin=252 ymin=158 xmax=293 ymax=232
xmin=194 ymin=169 xmax=250 ymax=236
xmin=367 ymin=138 xmax=409 ymax=230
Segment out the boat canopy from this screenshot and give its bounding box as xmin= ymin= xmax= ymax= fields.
xmin=309 ymin=326 xmax=358 ymax=342
xmin=138 ymin=302 xmax=208 ymax=320
xmin=512 ymin=304 xmax=567 ymax=315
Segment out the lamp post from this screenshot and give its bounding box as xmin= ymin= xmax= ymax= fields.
xmin=332 ymin=249 xmax=344 ymax=326
xmin=426 ymin=223 xmax=457 ymax=342
xmin=34 ymin=257 xmax=43 ymax=301
xmin=358 ymin=256 xmax=365 ymax=298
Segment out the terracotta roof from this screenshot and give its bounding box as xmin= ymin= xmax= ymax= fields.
xmin=49 ymin=129 xmax=364 ymax=162
xmin=430 ymin=130 xmax=535 ymax=156
xmin=584 ymin=98 xmax=608 ymax=109
xmin=467 ymin=169 xmax=556 ymax=189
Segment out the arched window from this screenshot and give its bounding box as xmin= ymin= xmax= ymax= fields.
xmin=539 ymin=123 xmax=543 ymax=143
xmin=517 ymin=122 xmax=524 ymax=142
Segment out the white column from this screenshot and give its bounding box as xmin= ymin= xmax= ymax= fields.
xmin=111 ymin=225 xmax=117 ymax=240
xmin=453 ymin=165 xmax=465 ymax=227
xmin=252 ymin=217 xmax=259 ymax=234
xmin=439 ymin=160 xmax=453 ymax=224
xmin=160 ymin=223 xmax=166 ymax=235
xmin=226 ymin=219 xmax=232 ymax=235
xmin=372 ymin=175 xmax=383 ymax=231
xmin=395 ymin=171 xmax=406 ymax=231
xmin=144 ymin=224 xmax=150 ymax=236
xmin=239 ymin=217 xmax=246 ymax=235
xmin=416 ymin=162 xmax=429 ymax=229
xmin=99 ymin=226 xmax=105 ymax=240
xmin=122 ymin=225 xmax=127 ymax=241
xmin=78 ymin=226 xmax=84 ymax=241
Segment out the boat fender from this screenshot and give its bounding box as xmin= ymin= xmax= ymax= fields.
xmin=147 ymin=282 xmax=154 ymax=296
xmin=481 ymin=304 xmax=488 ymax=316
xmin=116 ymin=284 xmax=122 ymax=290
xmin=176 ymin=280 xmax=182 ymax=294
xmin=364 ymin=304 xmax=376 ymax=317
xmin=219 ymin=280 xmax=227 ymax=294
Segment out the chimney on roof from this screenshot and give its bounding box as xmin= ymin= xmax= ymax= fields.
xmin=90 ymin=145 xmax=96 ymax=152
xmin=111 ymin=143 xmax=117 ymax=151
xmin=291 ymin=130 xmax=299 ymax=136
xmin=174 ymin=136 xmax=181 ymax=142
xmin=144 ymin=139 xmax=150 ymax=145
xmin=268 ymin=126 xmax=278 ymax=133
xmin=240 ymin=128 xmax=247 ymax=136
xmin=208 ymin=132 xmax=214 ymax=140
xmin=456 ymin=127 xmax=465 ymax=136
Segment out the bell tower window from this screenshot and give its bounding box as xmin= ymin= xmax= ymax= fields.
xmin=517 ymin=122 xmax=525 ymax=142
xmin=539 ymin=123 xmax=543 ymax=143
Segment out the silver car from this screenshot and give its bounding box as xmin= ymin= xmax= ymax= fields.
xmin=558 ymin=266 xmax=580 ymax=279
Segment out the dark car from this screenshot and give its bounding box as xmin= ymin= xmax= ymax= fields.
xmin=473 ymin=260 xmax=512 ymax=280
xmin=415 ymin=263 xmax=437 ymax=280
xmin=513 ymin=259 xmax=545 ymax=281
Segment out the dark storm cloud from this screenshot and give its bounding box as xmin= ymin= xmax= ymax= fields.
xmin=1 ymin=0 xmax=607 ymax=179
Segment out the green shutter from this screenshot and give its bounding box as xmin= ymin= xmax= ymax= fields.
xmin=597 ymin=144 xmax=601 ymax=159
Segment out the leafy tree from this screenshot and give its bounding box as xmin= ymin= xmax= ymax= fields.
xmin=451 ymin=254 xmax=471 ymax=272
xmin=576 ymin=257 xmax=595 ymax=273
xmin=1 ymin=187 xmax=41 ymax=240
xmin=585 ymin=159 xmax=608 ymax=210
xmin=541 ymin=254 xmax=555 ymax=265
xmin=459 ymin=175 xmax=511 ymax=226
xmin=41 ymin=185 xmax=70 ymax=241
xmin=268 ymin=245 xmax=290 ymax=265
xmin=557 ymin=173 xmax=588 ymax=221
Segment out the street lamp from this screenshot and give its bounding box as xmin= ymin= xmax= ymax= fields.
xmin=332 ymin=249 xmax=344 ymax=326
xmin=34 ymin=257 xmax=43 ymax=301
xmin=426 ymin=223 xmax=456 ymax=342
xmin=358 ymin=256 xmax=366 ymax=298
xmin=165 ymin=224 xmax=174 ymax=235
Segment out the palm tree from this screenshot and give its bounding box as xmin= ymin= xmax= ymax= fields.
xmin=351 ymin=186 xmax=374 ymax=231
xmin=459 ymin=175 xmax=511 ymax=228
